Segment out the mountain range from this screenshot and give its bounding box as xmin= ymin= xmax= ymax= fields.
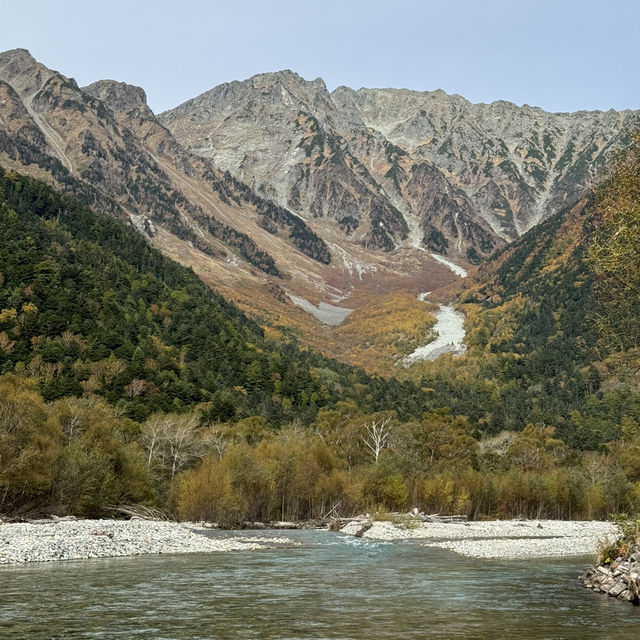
xmin=1 ymin=48 xmax=638 ymax=368
xmin=2 ymin=48 xmax=640 ymax=522
xmin=160 ymin=69 xmax=640 ymax=257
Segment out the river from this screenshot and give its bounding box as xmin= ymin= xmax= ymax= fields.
xmin=1 ymin=530 xmax=638 ymax=639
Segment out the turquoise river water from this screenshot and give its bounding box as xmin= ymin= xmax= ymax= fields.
xmin=1 ymin=530 xmax=639 ymax=639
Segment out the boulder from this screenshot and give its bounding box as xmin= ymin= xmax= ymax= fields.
xmin=608 ymin=581 xmax=627 ymax=598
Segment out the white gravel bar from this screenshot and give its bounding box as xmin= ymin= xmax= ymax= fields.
xmin=342 ymin=520 xmax=619 ymax=559
xmin=402 ymin=304 xmax=467 ymax=364
xmin=0 ymin=519 xmax=279 ymax=564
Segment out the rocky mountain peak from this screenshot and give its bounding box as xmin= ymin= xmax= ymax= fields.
xmin=251 ymin=68 xmax=319 ymax=86
xmin=0 ymin=48 xmax=36 ymax=66
xmin=251 ymin=69 xmax=329 ymax=96
xmin=0 ymin=48 xmax=57 ymax=99
xmin=160 ymin=70 xmax=333 ymax=129
xmin=252 ymin=70 xmax=333 ymax=115
xmin=83 ymin=80 xmax=151 ymax=117
xmin=162 ymin=70 xmax=640 ymax=260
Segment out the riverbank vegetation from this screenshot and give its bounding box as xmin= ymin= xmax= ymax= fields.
xmin=2 ymin=375 xmax=640 ymax=522
xmin=598 ymin=515 xmax=640 ymax=564
xmin=1 ymin=135 xmax=640 ymax=523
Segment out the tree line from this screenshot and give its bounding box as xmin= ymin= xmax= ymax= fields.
xmin=2 ymin=376 xmax=639 ymax=522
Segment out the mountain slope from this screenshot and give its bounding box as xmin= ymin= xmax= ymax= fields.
xmin=401 ymin=137 xmax=640 ymax=448
xmin=0 ymin=49 xmax=333 ymax=274
xmin=0 ymin=50 xmax=465 ymax=369
xmin=3 ymin=50 xmax=637 ymax=378
xmin=0 ymin=166 xmax=432 ymax=423
xmin=161 ymin=71 xmax=640 ymax=262
xmin=2 ymin=103 xmax=640 ymax=523
xmin=3 ymin=166 xmax=638 ymax=522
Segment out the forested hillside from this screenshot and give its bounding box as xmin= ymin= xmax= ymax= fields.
xmin=0 ymin=167 xmax=429 ymax=517
xmin=404 ymin=137 xmax=640 ymax=452
xmin=409 ymin=197 xmax=603 ymax=441
xmin=0 ymin=167 xmax=429 ymax=422
xmin=1 ymin=142 xmax=640 ymax=523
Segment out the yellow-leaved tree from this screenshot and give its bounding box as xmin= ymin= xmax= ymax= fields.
xmin=588 ymin=132 xmax=640 ymax=350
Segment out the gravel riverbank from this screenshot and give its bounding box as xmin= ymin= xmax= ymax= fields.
xmin=340 ymin=519 xmax=619 ymax=559
xmin=1 ymin=518 xmax=619 ymax=565
xmin=0 ymin=519 xmax=293 ymax=564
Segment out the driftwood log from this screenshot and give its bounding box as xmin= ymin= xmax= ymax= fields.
xmin=332 ymin=512 xmax=469 ymax=525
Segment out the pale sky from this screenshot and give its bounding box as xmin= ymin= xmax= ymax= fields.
xmin=2 ymin=0 xmax=639 ymax=114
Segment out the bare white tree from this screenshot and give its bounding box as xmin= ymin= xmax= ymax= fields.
xmin=361 ymin=416 xmax=393 ymax=463
xmin=124 ymin=378 xmax=148 ymax=398
xmin=200 ymin=422 xmax=230 ymax=458
xmin=165 ymin=414 xmax=202 ymax=480
xmin=141 ymin=414 xmax=167 ymax=472
xmin=56 ymin=398 xmax=95 ymax=440
xmin=141 ymin=413 xmax=204 ymax=479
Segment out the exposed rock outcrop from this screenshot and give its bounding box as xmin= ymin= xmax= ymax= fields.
xmin=161 ymin=71 xmax=640 ymax=261
xmin=83 ymin=79 xmax=151 ymax=118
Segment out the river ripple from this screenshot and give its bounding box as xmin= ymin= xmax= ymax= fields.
xmin=1 ymin=530 xmax=638 ymax=639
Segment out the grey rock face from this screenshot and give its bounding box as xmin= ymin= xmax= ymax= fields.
xmin=161 ymin=72 xmax=640 ymax=260
xmin=83 ymin=80 xmax=152 ymax=118
xmin=0 ymin=48 xmax=56 ymax=99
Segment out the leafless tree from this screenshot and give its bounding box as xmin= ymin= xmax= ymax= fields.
xmin=124 ymin=378 xmax=148 ymax=398
xmin=58 ymin=398 xmax=86 ymax=440
xmin=141 ymin=414 xmax=166 ymax=471
xmin=141 ymin=413 xmax=204 ymax=479
xmin=200 ymin=422 xmax=230 ymax=458
xmin=478 ymin=431 xmax=517 ymax=457
xmin=361 ymin=416 xmax=393 ymax=463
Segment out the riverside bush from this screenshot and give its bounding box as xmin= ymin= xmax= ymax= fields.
xmin=597 ymin=514 xmax=640 ymax=563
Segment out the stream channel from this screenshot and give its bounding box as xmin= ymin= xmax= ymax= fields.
xmin=1 ymin=529 xmax=638 ymax=639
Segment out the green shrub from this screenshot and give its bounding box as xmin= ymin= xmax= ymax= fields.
xmin=597 ymin=513 xmax=640 ymax=564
